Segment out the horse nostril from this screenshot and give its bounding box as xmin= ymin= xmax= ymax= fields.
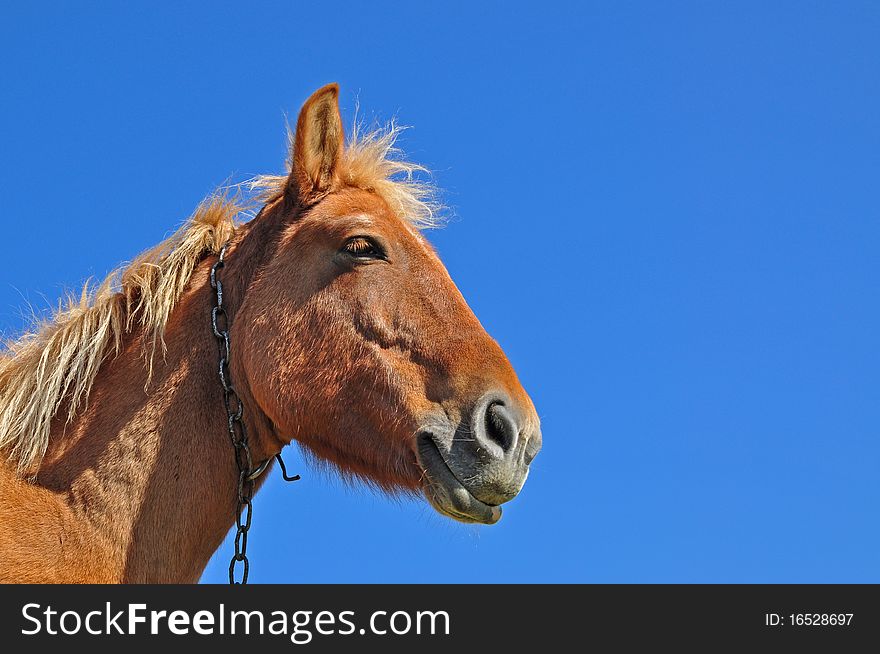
xmin=483 ymin=401 xmax=517 ymax=453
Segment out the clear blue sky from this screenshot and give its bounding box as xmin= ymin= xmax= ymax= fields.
xmin=1 ymin=2 xmax=878 ymax=582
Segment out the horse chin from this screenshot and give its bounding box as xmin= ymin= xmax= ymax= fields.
xmin=415 ymin=432 xmax=503 ymax=525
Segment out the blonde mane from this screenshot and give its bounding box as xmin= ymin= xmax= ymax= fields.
xmin=0 ymin=121 xmax=439 ymax=475
xmin=0 ymin=196 xmax=241 ymax=475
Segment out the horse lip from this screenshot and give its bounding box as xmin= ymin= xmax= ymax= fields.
xmin=415 ymin=431 xmax=502 ymax=525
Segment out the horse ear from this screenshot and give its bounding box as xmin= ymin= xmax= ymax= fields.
xmin=288 ymin=83 xmax=344 ymax=202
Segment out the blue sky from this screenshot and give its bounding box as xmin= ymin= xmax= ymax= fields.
xmin=1 ymin=2 xmax=878 ymax=582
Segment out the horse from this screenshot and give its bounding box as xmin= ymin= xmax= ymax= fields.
xmin=0 ymin=84 xmax=542 ymax=583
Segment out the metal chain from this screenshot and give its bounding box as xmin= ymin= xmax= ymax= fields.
xmin=210 ymin=244 xmax=259 ymax=585
xmin=210 ymin=240 xmax=300 ymax=584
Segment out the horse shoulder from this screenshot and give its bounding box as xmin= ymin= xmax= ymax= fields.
xmin=0 ymin=466 xmax=118 ymax=583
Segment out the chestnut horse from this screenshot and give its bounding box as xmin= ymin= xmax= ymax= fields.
xmin=0 ymin=84 xmax=541 ymax=583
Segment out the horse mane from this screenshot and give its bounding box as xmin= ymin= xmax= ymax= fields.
xmin=0 ymin=196 xmax=241 ymax=475
xmin=0 ymin=120 xmax=438 ymax=475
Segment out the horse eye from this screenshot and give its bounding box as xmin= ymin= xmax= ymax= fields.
xmin=343 ymin=237 xmax=384 ymax=260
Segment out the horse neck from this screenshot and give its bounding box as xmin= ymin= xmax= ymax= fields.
xmin=34 ymin=210 xmax=285 ymax=582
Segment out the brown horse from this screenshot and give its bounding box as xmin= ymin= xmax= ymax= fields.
xmin=0 ymin=84 xmax=541 ymax=583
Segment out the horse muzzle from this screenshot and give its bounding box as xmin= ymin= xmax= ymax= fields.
xmin=415 ymin=391 xmax=542 ymax=524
